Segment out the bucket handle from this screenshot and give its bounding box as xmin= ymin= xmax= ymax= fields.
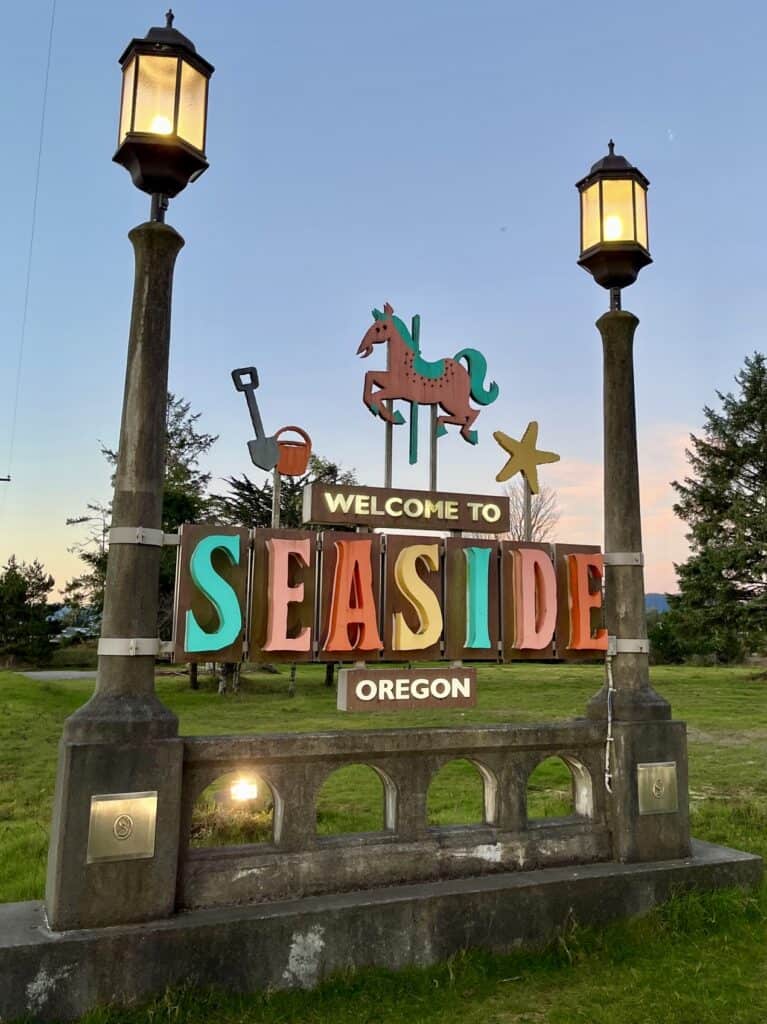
xmin=275 ymin=426 xmax=312 ymax=447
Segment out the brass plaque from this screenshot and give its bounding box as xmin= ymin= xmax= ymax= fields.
xmin=637 ymin=762 xmax=678 ymax=815
xmin=86 ymin=791 xmax=158 ymax=864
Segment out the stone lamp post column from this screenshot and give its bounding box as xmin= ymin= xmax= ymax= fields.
xmin=45 ymin=14 xmax=214 ymax=931
xmin=576 ymin=143 xmax=691 ymax=863
xmin=46 ymin=223 xmax=185 ymax=931
xmin=588 ymin=309 xmax=670 ymax=722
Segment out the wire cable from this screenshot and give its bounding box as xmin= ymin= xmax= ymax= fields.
xmin=604 ymin=648 xmax=616 ymax=794
xmin=2 ymin=0 xmax=58 ymax=497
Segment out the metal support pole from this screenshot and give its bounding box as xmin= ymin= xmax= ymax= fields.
xmin=429 ymin=404 xmax=438 ymax=491
xmin=271 ymin=467 xmax=282 ymax=528
xmin=522 ymin=478 xmax=532 ymax=542
xmin=384 ymin=340 xmax=394 ymax=487
xmin=384 ymin=402 xmax=393 ymax=488
xmin=587 ymin=309 xmax=670 ymax=723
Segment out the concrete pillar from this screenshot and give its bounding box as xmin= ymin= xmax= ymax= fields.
xmin=46 ymin=222 xmax=185 ymax=930
xmin=587 ymin=310 xmax=670 ymax=723
xmin=586 ymin=309 xmax=690 ymax=863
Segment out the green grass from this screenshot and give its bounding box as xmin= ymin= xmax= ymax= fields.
xmin=1 ymin=663 xmax=766 ymax=1022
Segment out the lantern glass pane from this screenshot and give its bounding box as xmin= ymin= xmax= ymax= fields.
xmin=581 ymin=183 xmax=601 ymax=251
xmin=601 ymin=179 xmax=635 ymax=242
xmin=119 ymin=57 xmax=136 ymax=142
xmin=134 ymin=55 xmax=178 ymax=136
xmin=177 ymin=61 xmax=207 ymax=151
xmin=634 ymin=181 xmax=648 ymax=249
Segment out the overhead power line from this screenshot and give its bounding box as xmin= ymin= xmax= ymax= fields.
xmin=2 ymin=0 xmax=58 ymax=487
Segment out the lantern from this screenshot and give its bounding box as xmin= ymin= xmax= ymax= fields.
xmin=114 ymin=10 xmax=214 ymax=198
xmin=576 ymin=141 xmax=651 ymax=291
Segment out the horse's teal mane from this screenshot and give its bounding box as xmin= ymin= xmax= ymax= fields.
xmin=391 ymin=315 xmax=417 ymax=352
xmin=372 ymin=308 xmax=418 ymax=352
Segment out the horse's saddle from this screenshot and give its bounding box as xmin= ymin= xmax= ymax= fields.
xmin=413 ymin=353 xmax=446 ymax=379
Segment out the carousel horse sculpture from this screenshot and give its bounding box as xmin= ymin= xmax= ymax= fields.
xmin=357 ymin=303 xmax=499 ymax=449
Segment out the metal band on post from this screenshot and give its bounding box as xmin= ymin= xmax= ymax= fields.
xmin=607 ymin=637 xmax=650 ymax=656
xmin=98 ymin=638 xmax=161 ymax=657
xmin=97 ymin=638 xmax=175 ymax=657
xmin=603 ymin=552 xmax=644 ymax=566
xmin=108 ymin=527 xmax=180 ymax=546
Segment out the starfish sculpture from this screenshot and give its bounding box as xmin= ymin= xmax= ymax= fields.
xmin=493 ymin=421 xmax=560 ymax=494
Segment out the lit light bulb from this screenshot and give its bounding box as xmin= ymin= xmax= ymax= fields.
xmin=230 ymin=778 xmax=258 ymax=802
xmin=604 ymin=215 xmax=623 ymax=241
xmin=150 ymin=115 xmax=173 ymax=135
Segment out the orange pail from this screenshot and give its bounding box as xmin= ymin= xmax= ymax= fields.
xmin=275 ymin=426 xmax=312 ymax=476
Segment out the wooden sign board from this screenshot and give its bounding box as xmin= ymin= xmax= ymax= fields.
xmin=338 ymin=667 xmax=477 ymax=712
xmin=444 ymin=537 xmax=500 ymax=662
xmin=381 ymin=533 xmax=443 ymax=661
xmin=249 ymin=529 xmax=317 ymax=664
xmin=553 ymin=544 xmax=606 ymax=662
xmin=303 ymin=484 xmax=508 ymax=533
xmin=172 ymin=524 xmax=249 ymax=664
xmin=500 ymin=542 xmax=556 ymax=661
xmin=171 ymin=526 xmax=606 ymax=664
xmin=317 ymin=532 xmax=383 ymax=663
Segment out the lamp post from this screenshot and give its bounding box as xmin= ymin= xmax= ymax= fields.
xmin=576 ymin=140 xmax=668 ymax=722
xmin=46 ymin=12 xmax=214 ymax=930
xmin=576 ymin=143 xmax=690 ymax=864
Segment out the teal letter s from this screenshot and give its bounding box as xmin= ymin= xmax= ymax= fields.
xmin=185 ymin=534 xmax=242 ymax=653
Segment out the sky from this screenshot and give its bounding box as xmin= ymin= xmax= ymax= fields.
xmin=2 ymin=0 xmax=766 ymax=598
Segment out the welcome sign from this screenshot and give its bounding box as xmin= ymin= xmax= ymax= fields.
xmin=303 ymin=484 xmax=507 ymax=532
xmin=172 ymin=488 xmax=607 ymax=664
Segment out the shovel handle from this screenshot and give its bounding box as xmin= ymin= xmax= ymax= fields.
xmin=231 ymin=367 xmax=259 ymax=391
xmin=231 ymin=366 xmax=267 ymax=440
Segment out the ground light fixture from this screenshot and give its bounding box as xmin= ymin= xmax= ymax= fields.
xmin=576 ymin=140 xmax=651 ymax=309
xmin=113 ymin=9 xmax=214 ymax=219
xmin=230 ymin=778 xmax=260 ymax=803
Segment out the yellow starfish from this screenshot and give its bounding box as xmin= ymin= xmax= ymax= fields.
xmin=493 ymin=421 xmax=560 ymax=494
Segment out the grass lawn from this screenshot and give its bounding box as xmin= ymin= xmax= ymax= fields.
xmin=1 ymin=663 xmax=765 ymax=1023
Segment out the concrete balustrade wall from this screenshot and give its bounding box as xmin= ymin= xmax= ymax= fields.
xmin=177 ymin=720 xmax=610 ymax=910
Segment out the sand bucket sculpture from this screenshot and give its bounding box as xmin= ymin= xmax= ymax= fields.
xmin=275 ymin=426 xmax=312 ymax=476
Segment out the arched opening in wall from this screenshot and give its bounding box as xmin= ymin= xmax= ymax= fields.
xmin=428 ymin=758 xmax=493 ymax=826
xmin=526 ymin=757 xmax=577 ymax=821
xmin=316 ymin=763 xmax=394 ymax=836
xmin=190 ymin=771 xmax=278 ymax=849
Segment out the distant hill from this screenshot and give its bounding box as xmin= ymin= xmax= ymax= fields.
xmin=646 ymin=593 xmax=670 ymax=613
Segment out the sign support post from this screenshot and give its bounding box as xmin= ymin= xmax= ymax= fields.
xmin=271 ymin=467 xmax=281 ymax=528
xmin=523 ymin=477 xmax=532 ymax=542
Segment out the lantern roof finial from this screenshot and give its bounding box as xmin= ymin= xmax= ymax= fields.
xmin=576 ymin=141 xmax=649 ymax=189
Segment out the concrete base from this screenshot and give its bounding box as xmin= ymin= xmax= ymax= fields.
xmin=1 ymin=840 xmax=761 ymax=1022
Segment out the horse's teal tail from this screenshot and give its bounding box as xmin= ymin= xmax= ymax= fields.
xmin=454 ymin=348 xmax=499 ymax=406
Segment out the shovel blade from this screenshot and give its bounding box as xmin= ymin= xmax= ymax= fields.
xmin=247 ymin=437 xmax=280 ymax=472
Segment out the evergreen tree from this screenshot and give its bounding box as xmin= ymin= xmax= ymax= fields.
xmin=669 ymin=353 xmax=767 ymax=662
xmin=0 ymin=556 xmax=56 ymax=665
xmin=210 ymin=454 xmax=357 ymax=528
xmin=66 ymin=393 xmax=218 ymax=635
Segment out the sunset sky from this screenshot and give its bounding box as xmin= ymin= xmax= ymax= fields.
xmin=3 ymin=0 xmax=766 ymax=597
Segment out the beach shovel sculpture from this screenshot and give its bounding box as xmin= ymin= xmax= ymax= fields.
xmin=231 ymin=367 xmax=280 ymax=471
